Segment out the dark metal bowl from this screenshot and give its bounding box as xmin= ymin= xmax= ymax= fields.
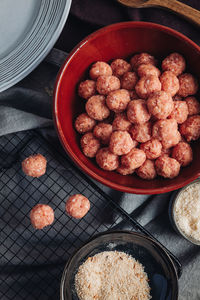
xmin=60 ymin=230 xmax=179 ymax=300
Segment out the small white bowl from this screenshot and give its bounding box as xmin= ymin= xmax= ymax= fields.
xmin=169 ymin=179 xmax=200 ymax=246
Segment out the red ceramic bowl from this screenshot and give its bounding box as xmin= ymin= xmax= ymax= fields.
xmin=53 ymin=21 xmax=200 ymax=194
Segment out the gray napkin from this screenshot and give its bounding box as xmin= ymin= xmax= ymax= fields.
xmin=0 ymin=48 xmax=199 ymax=300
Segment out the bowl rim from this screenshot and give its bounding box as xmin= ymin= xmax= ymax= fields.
xmin=60 ymin=230 xmax=179 ymax=300
xmin=53 ymin=21 xmax=200 ymax=195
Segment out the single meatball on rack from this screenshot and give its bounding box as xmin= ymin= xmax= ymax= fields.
xmin=135 ymin=75 xmax=161 ymax=99
xmin=86 ymin=95 xmax=110 ymax=121
xmin=30 ymin=204 xmax=54 ymax=229
xmin=136 ymin=159 xmax=157 ymax=180
xmin=75 ymin=113 xmax=96 ymax=134
xmin=22 ymin=154 xmax=47 ymax=178
xmin=66 ymin=194 xmax=90 ymax=219
xmin=89 ymin=61 xmax=112 ymax=80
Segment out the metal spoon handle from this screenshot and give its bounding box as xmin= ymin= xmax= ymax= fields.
xmin=151 ymin=0 xmax=200 ymax=27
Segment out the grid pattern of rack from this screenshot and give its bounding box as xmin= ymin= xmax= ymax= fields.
xmin=0 ymin=131 xmax=181 ymax=299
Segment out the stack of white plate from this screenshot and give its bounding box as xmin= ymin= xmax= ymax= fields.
xmin=0 ymin=0 xmax=71 ymax=92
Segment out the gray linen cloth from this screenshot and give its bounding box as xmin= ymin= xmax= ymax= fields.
xmin=0 ymin=48 xmax=199 ymax=300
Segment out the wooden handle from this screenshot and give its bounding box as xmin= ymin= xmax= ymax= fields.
xmin=151 ymin=0 xmax=200 ymax=27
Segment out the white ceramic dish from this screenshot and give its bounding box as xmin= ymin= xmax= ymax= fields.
xmin=0 ymin=0 xmax=71 ymax=92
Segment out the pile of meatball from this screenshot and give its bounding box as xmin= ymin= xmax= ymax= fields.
xmin=22 ymin=154 xmax=91 ymax=229
xmin=75 ymin=52 xmax=200 ymax=180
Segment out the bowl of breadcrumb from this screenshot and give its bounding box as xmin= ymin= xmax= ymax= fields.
xmin=60 ymin=231 xmax=178 ymax=300
xmin=169 ymin=179 xmax=200 ymax=245
xmin=54 ymin=21 xmax=200 ymax=194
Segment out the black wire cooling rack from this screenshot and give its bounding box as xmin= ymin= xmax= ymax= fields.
xmin=0 ymin=130 xmax=182 ymax=300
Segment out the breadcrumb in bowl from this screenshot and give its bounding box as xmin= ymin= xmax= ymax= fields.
xmin=60 ymin=231 xmax=178 ymax=300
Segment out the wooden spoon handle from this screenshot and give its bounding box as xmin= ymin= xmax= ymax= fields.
xmin=151 ymin=0 xmax=200 ymax=27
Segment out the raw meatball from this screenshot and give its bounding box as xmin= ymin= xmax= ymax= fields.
xmin=137 ymin=64 xmax=160 ymax=77
xmin=140 ymin=138 xmax=162 ymax=159
xmin=127 ymin=99 xmax=151 ymax=124
xmin=121 ymin=148 xmax=146 ymax=169
xmin=172 ymin=142 xmax=193 ymax=167
xmin=109 ymin=130 xmax=134 ymax=155
xmin=179 ymin=115 xmax=200 ymax=142
xmin=89 ymin=61 xmax=112 ymax=80
xmin=135 ymin=75 xmax=161 ymax=99
xmin=162 ymin=53 xmax=186 ymax=76
xmin=177 ymin=73 xmax=198 ymax=97
xmin=168 ymin=101 xmax=188 ymax=124
xmin=86 ymin=95 xmax=110 ymax=121
xmin=155 ymin=156 xmax=180 ymax=179
xmin=96 ymin=147 xmax=119 ymax=171
xmin=112 ymin=112 xmax=132 ymax=131
xmin=78 ymin=80 xmax=96 ymax=99
xmin=130 ymin=53 xmax=157 ymax=71
xmin=106 ymin=89 xmax=130 ymax=113
xmin=160 ymin=71 xmax=179 ymax=96
xmin=81 ymin=133 xmax=100 ymax=157
xmin=93 ymin=123 xmax=113 ymax=145
xmin=185 ymin=96 xmax=200 ymax=115
xmin=152 ymin=119 xmax=181 ymax=149
xmin=75 ymin=113 xmax=96 ymax=134
xmin=147 ymin=91 xmax=174 ymax=119
xmin=130 ymin=122 xmax=151 ymax=143
xmin=66 ymin=194 xmax=90 ymax=219
xmin=129 ymin=90 xmax=139 ymax=100
xmin=22 ymin=154 xmax=47 ymax=178
xmin=121 ymin=72 xmax=138 ymax=90
xmin=136 ymin=159 xmax=157 ymax=180
xmin=30 ymin=204 xmax=54 ymax=229
xmin=111 ymin=59 xmax=131 ymax=77
xmin=116 ymin=164 xmax=135 ymax=175
xmin=96 ymin=75 xmax=120 ymax=95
